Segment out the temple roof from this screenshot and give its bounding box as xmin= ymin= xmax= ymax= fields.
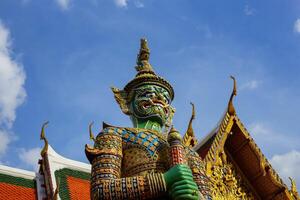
xmin=39 ymin=144 xmax=91 ymax=200
xmin=0 ymin=165 xmax=37 ymax=200
xmin=194 ymin=78 xmax=297 ymax=200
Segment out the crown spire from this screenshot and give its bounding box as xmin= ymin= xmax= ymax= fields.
xmin=112 ymin=39 xmax=175 ymax=115
xmin=135 ymin=38 xmax=153 ymax=72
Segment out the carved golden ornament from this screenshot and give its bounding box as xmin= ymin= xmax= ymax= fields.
xmin=89 ymin=121 xmax=96 ymax=142
xmin=182 ymin=102 xmax=198 ymax=147
xmin=40 ymin=121 xmax=49 ymax=157
xmin=289 ymin=177 xmax=300 ymax=200
xmin=228 ymin=76 xmax=237 ymax=115
xmin=207 ymin=161 xmax=255 ymax=200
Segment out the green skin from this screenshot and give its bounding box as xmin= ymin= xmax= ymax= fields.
xmin=129 ymin=85 xmax=201 ymax=200
xmin=130 ymin=84 xmax=171 ymax=132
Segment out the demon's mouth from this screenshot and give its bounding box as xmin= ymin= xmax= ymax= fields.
xmin=140 ymin=99 xmax=169 ymax=115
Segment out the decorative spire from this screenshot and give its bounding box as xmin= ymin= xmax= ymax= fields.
xmin=289 ymin=177 xmax=300 ymax=199
xmin=228 ymin=76 xmax=237 ymax=115
xmin=183 ymin=102 xmax=198 ymax=147
xmin=40 ymin=121 xmax=49 ymax=157
xmin=89 ymin=121 xmax=96 ymax=142
xmin=112 ymin=38 xmax=175 ymax=115
xmin=135 ymin=38 xmax=153 ymax=72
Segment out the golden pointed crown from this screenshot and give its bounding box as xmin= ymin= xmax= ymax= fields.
xmin=111 ymin=38 xmax=174 ymax=115
xmin=124 ymin=38 xmax=174 ymax=100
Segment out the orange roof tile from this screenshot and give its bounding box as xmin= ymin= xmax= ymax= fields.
xmin=0 ymin=182 xmax=37 ymax=200
xmin=67 ymin=176 xmax=90 ymax=200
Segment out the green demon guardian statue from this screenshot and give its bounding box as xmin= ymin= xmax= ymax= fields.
xmin=85 ymin=39 xmax=211 ymax=200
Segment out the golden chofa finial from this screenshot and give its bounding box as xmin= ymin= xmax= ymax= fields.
xmin=289 ymin=177 xmax=300 ymax=199
xmin=183 ymin=102 xmax=198 ymax=148
xmin=89 ymin=121 xmax=96 ymax=142
xmin=136 ymin=38 xmax=153 ymax=72
xmin=40 ymin=121 xmax=49 ymax=157
xmin=228 ymin=76 xmax=237 ymax=115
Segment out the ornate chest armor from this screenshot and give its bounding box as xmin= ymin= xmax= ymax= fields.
xmin=120 ymin=128 xmax=169 ymax=177
xmin=86 ymin=126 xmax=211 ymax=199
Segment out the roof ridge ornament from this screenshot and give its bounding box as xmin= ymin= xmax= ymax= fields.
xmin=40 ymin=121 xmax=49 ymax=157
xmin=289 ymin=177 xmax=300 ymax=199
xmin=89 ymin=121 xmax=96 ymax=142
xmin=228 ymin=76 xmax=237 ymax=115
xmin=183 ymin=102 xmax=198 ymax=147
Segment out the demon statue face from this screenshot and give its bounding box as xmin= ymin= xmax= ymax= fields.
xmin=130 ymin=85 xmax=172 ymax=126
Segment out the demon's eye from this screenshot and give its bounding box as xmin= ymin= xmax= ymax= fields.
xmin=162 ymin=96 xmax=169 ymax=104
xmin=144 ymin=92 xmax=156 ymax=98
xmin=162 ymin=93 xmax=170 ymax=104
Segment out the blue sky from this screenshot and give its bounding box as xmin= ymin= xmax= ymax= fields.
xmin=0 ymin=0 xmax=299 ymax=189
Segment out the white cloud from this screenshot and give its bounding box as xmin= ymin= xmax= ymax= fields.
xmin=270 ymin=150 xmax=300 ymax=188
xmin=55 ymin=0 xmax=71 ymax=10
xmin=244 ymin=5 xmax=256 ymax=16
xmin=134 ymin=1 xmax=144 ymax=8
xmin=18 ymin=147 xmax=41 ymax=170
xmin=0 ymin=130 xmax=10 ymax=155
xmin=0 ymin=20 xmax=26 ymax=158
xmin=0 ymin=21 xmax=26 ymax=128
xmin=250 ymin=123 xmax=270 ymax=136
xmin=240 ymin=80 xmax=260 ymax=90
xmin=294 ymin=19 xmax=300 ymax=34
xmin=249 ymin=123 xmax=298 ymax=151
xmin=114 ymin=0 xmax=128 ymax=7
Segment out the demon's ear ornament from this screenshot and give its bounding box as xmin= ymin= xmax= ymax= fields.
xmin=164 ymin=106 xmax=176 ymax=133
xmin=111 ymin=87 xmax=131 ymax=115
